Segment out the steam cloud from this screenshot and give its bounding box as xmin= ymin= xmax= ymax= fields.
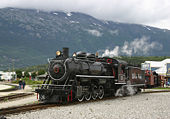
xmin=115 ymin=86 xmax=137 ymax=97
xmin=102 ymin=36 xmax=162 ymax=57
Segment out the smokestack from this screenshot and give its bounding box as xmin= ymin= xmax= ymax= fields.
xmin=63 ymin=47 xmax=69 ymax=58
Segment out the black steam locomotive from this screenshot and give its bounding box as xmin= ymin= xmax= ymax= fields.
xmin=35 ymin=48 xmax=145 ymax=103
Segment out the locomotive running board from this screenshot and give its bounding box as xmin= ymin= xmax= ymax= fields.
xmin=76 ymin=75 xmax=115 ymax=78
xmin=126 ymin=84 xmax=145 ymax=86
xmin=115 ymin=83 xmax=126 ymax=85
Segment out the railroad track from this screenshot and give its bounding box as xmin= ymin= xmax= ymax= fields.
xmin=0 ymin=103 xmax=58 ymax=116
xmin=1 ymin=90 xmax=169 ymax=116
xmin=0 ymin=96 xmax=119 ymax=116
xmin=0 ymin=93 xmax=34 ymax=102
xmin=0 ymin=84 xmax=18 ymax=92
xmin=142 ymin=89 xmax=170 ymax=93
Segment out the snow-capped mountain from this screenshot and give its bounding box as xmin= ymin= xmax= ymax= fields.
xmin=0 ymin=8 xmax=170 ymax=70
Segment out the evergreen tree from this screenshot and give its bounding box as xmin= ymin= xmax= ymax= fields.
xmin=38 ymin=69 xmax=45 ymax=75
xmin=24 ymin=71 xmax=30 ymax=78
xmin=32 ymin=72 xmax=37 ymax=78
xmin=16 ymin=70 xmax=22 ymax=78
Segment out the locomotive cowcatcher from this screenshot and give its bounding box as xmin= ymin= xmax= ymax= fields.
xmin=35 ymin=48 xmax=145 ymax=103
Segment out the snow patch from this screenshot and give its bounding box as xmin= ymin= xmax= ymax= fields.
xmin=92 ymin=23 xmax=97 ymax=26
xmin=67 ymin=12 xmax=72 ymax=17
xmin=36 ymin=9 xmax=40 ymax=13
xmin=53 ymin=12 xmax=58 ymax=15
xmin=70 ymin=21 xmax=79 ymax=24
xmin=39 ymin=17 xmax=44 ymax=21
xmin=102 ymin=20 xmax=109 ymax=25
xmin=10 ymin=8 xmax=15 ymax=11
xmin=163 ymin=29 xmax=167 ymax=32
xmin=109 ymin=30 xmax=119 ymax=35
xmin=92 ymin=23 xmax=102 ymax=27
xmin=87 ymin=29 xmax=103 ymax=37
xmin=143 ymin=25 xmax=151 ymax=31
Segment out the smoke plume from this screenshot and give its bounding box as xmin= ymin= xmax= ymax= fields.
xmin=102 ymin=36 xmax=162 ymax=57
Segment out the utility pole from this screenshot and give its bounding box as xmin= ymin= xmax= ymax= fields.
xmin=12 ymin=59 xmax=16 ymax=80
xmin=8 ymin=63 xmax=10 ymax=72
xmin=12 ymin=59 xmax=15 ymax=72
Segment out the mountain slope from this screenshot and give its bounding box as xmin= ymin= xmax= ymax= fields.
xmin=0 ymin=8 xmax=170 ymax=70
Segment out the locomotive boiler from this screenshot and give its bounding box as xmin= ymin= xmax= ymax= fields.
xmin=35 ymin=48 xmax=145 ymax=103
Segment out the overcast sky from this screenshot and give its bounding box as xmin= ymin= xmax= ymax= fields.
xmin=1 ymin=0 xmax=170 ymax=30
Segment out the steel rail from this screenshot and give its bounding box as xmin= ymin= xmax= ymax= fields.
xmin=0 ymin=93 xmax=34 ymax=102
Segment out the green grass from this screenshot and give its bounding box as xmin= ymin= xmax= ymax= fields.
xmin=153 ymin=87 xmax=170 ymax=90
xmin=6 ymin=85 xmax=16 ymax=90
xmin=4 ymin=97 xmax=9 ymax=102
xmin=12 ymin=77 xmax=44 ymax=85
xmin=0 ymin=84 xmax=16 ymax=92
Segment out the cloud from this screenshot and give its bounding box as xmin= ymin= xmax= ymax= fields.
xmin=0 ymin=0 xmax=170 ymax=29
xmin=102 ymin=36 xmax=163 ymax=57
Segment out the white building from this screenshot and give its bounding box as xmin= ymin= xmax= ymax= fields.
xmin=0 ymin=71 xmax=16 ymax=81
xmin=141 ymin=59 xmax=170 ymax=82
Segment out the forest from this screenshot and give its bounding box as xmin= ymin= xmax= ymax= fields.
xmin=17 ymin=56 xmax=170 ymax=72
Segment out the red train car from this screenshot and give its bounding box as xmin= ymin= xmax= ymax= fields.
xmin=145 ymin=70 xmax=161 ymax=88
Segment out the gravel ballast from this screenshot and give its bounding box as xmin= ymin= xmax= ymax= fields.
xmin=7 ymin=92 xmax=170 ymax=119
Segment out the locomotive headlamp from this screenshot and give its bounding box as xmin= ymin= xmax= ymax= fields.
xmin=56 ymin=51 xmax=61 ymax=56
xmin=73 ymin=53 xmax=77 ymax=57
